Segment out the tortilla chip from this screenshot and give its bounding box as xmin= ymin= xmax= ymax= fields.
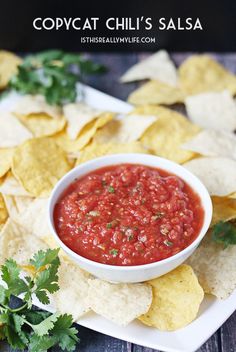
xmin=0 ymin=112 xmax=32 ymax=147
xmin=93 ymin=114 xmax=157 ymax=144
xmin=63 ymin=102 xmax=102 ymax=140
xmin=128 ymin=80 xmax=185 ymax=106
xmin=0 ymin=51 xmax=22 ymax=89
xmin=182 ymin=129 xmax=236 ymax=159
xmin=132 ymin=105 xmax=199 ymax=163
xmin=14 ymin=94 xmax=62 ymax=119
xmin=0 ymin=219 xmax=48 ymax=265
xmin=75 ymin=141 xmax=149 ymax=165
xmin=87 ymin=279 xmax=152 ymax=326
xmin=0 ymin=173 xmax=32 ymax=197
xmin=3 ymin=194 xmax=32 ymax=214
xmin=211 ymin=197 xmax=236 ymax=226
xmin=187 ymin=231 xmax=236 ymax=299
xmin=184 ymin=157 xmax=236 ymax=196
xmin=3 ymin=195 xmax=50 ymax=238
xmin=139 ymin=265 xmax=204 ymax=331
xmin=0 ymin=193 xmax=8 ymax=230
xmin=18 ymin=113 xmax=66 ymax=138
xmin=53 ymin=112 xmax=113 ymax=153
xmin=121 ymin=50 xmax=178 ymax=86
xmin=40 ymin=234 xmax=58 ymax=249
xmin=53 ymin=260 xmax=91 ymax=320
xmin=179 ymin=55 xmax=236 ymax=95
xmin=0 ymin=148 xmax=14 ymax=177
xmin=185 ymin=91 xmax=236 ymax=131
xmin=12 ymin=138 xmax=71 ymax=197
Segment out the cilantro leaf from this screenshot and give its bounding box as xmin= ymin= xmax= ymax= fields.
xmin=50 ymin=314 xmax=79 ymax=351
xmin=29 ymin=334 xmax=55 ymax=352
xmin=35 ymin=290 xmax=51 ymax=305
xmin=24 ymin=310 xmax=51 ymax=325
xmin=12 ymin=314 xmax=29 ymax=345
xmin=29 ymin=313 xmax=59 ymax=337
xmin=0 ymin=326 xmax=5 ymax=341
xmin=28 ymin=248 xmax=60 ymax=304
xmin=0 ymin=312 xmax=8 ymax=324
xmin=30 ymin=248 xmax=60 ymax=269
xmin=28 ymin=314 xmax=79 ymax=352
xmin=7 ymin=50 xmax=106 ymax=106
xmin=212 ymin=221 xmax=236 ymax=248
xmin=4 ymin=326 xmax=26 ymax=350
xmin=1 ymin=259 xmax=29 ymax=297
xmin=0 ymin=285 xmax=6 ymax=304
xmin=3 ymin=315 xmax=27 ymax=350
xmin=34 ymin=262 xmax=60 ymax=303
xmin=0 ymin=248 xmax=79 ymax=351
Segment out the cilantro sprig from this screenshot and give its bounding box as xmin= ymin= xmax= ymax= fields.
xmin=212 ymin=221 xmax=236 ymax=248
xmin=0 ymin=248 xmax=79 ymax=351
xmin=8 ymin=50 xmax=106 ymax=105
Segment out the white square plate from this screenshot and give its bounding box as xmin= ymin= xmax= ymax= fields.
xmin=0 ymin=85 xmax=235 ymax=352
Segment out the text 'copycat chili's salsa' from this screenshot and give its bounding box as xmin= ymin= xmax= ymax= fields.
xmin=54 ymin=164 xmax=204 ymax=266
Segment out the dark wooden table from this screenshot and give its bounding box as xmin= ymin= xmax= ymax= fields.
xmin=2 ymin=53 xmax=236 ymax=352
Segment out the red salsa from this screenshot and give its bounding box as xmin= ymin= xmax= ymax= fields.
xmin=54 ymin=164 xmax=204 ymax=266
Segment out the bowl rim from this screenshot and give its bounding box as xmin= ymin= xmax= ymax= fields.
xmin=48 ymin=153 xmax=212 ymax=271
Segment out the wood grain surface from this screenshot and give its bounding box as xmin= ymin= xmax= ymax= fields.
xmin=4 ymin=52 xmax=236 ymax=352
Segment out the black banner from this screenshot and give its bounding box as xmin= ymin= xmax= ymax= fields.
xmin=0 ymin=0 xmax=235 ymax=52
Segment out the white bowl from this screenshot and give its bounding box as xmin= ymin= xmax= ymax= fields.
xmin=48 ymin=154 xmax=212 ymax=283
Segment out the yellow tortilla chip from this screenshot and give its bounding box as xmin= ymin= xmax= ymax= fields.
xmin=0 ymin=219 xmax=48 ymax=265
xmin=14 ymin=94 xmax=62 ymax=119
xmin=3 ymin=194 xmax=32 ymax=214
xmin=53 ymin=260 xmax=91 ymax=320
xmin=184 ymin=157 xmax=236 ymax=196
xmin=18 ymin=113 xmax=66 ymax=137
xmin=185 ymin=91 xmax=236 ymax=132
xmin=53 ymin=112 xmax=113 ymax=153
xmin=93 ymin=114 xmax=156 ymax=144
xmin=120 ymin=50 xmax=178 ymax=86
xmin=229 ymin=192 xmax=236 ymax=199
xmin=181 ymin=129 xmax=236 ymax=159
xmin=88 ymin=278 xmax=152 ymax=326
xmin=0 ymin=173 xmax=32 ymax=197
xmin=0 ymin=177 xmax=4 ymax=186
xmin=128 ymin=80 xmax=185 ymax=106
xmin=179 ymin=55 xmax=236 ymax=95
xmin=0 ymin=112 xmax=32 ymax=147
xmin=12 ymin=138 xmax=71 ymax=197
xmin=211 ymin=196 xmax=236 ymax=226
xmin=75 ymin=141 xmax=149 ymax=165
xmin=187 ymin=231 xmax=236 ymax=299
xmin=133 ymin=105 xmax=199 ymax=163
xmin=3 ymin=195 xmax=50 ymax=238
xmin=0 ymin=51 xmax=22 ymax=89
xmin=41 ymin=234 xmax=59 ymax=249
xmin=139 ymin=265 xmax=204 ymax=331
xmin=63 ymin=102 xmax=102 ymax=140
xmin=0 ymin=193 xmax=8 ymax=230
xmin=0 ymin=148 xmax=14 ymax=177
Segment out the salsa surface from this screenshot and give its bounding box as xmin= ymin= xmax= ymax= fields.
xmin=54 ymin=164 xmax=204 ymax=266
